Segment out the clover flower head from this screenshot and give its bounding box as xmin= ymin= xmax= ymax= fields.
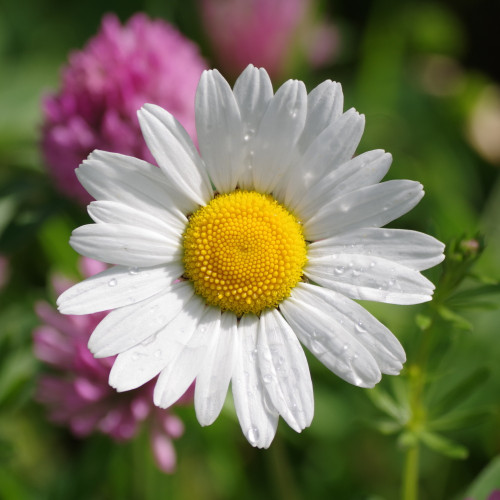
xmin=42 ymin=13 xmax=207 ymax=203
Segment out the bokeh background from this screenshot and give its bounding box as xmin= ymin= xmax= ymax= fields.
xmin=1 ymin=0 xmax=500 ymax=499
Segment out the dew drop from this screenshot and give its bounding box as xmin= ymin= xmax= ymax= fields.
xmin=154 ymin=349 xmax=162 ymax=358
xmin=243 ymin=129 xmax=255 ymax=142
xmin=128 ymin=266 xmax=139 ymax=275
xmin=247 ymin=427 xmax=260 ymax=445
xmin=108 ymin=278 xmax=117 ymax=287
xmin=334 ymin=266 xmax=345 ymax=275
xmin=263 ymin=374 xmax=273 ymax=384
xmin=355 ymin=321 xmax=367 ymax=334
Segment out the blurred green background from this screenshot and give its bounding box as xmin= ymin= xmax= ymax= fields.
xmin=1 ymin=0 xmax=500 ymax=499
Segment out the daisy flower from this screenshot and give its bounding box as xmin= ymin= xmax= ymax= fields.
xmin=58 ymin=65 xmax=445 ymax=448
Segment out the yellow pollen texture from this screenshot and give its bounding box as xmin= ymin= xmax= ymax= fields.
xmin=183 ymin=191 xmax=307 ymax=316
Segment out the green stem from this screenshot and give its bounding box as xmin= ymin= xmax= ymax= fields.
xmin=402 ymin=443 xmax=420 ymax=500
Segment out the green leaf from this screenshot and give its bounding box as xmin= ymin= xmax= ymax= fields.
xmin=372 ymin=419 xmax=403 ymax=435
xmin=428 ymin=408 xmax=491 ymax=431
xmin=38 ymin=214 xmax=79 ymax=278
xmin=398 ymin=431 xmax=418 ymax=448
xmin=463 ymin=455 xmax=500 ymax=500
xmin=447 ymin=284 xmax=500 ymax=310
xmin=437 ymin=305 xmax=473 ymax=330
xmin=419 ymin=431 xmax=468 ymax=459
xmin=366 ymin=386 xmax=408 ymax=422
xmin=415 ymin=313 xmax=432 ymax=330
xmin=0 ymin=350 xmax=36 ymax=407
xmin=429 ymin=368 xmax=490 ymax=417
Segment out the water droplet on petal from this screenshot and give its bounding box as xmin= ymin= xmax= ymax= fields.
xmin=334 ymin=266 xmax=345 ymax=275
xmin=108 ymin=278 xmax=117 ymax=287
xmin=128 ymin=266 xmax=139 ymax=275
xmin=247 ymin=426 xmax=260 ymax=445
xmin=263 ymin=374 xmax=273 ymax=384
xmin=355 ymin=321 xmax=367 ymax=333
xmin=154 ymin=349 xmax=162 ymax=358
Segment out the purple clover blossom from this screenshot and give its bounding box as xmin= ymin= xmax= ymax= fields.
xmin=41 ymin=13 xmax=207 ymax=204
xmin=33 ymin=258 xmax=190 ymax=473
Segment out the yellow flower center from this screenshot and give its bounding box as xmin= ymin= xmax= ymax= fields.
xmin=183 ymin=190 xmax=307 ymax=316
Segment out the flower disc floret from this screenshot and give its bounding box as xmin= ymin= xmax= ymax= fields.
xmin=183 ymin=191 xmax=307 ymax=315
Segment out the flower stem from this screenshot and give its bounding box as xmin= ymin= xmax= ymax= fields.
xmin=402 ymin=442 xmax=420 ymax=500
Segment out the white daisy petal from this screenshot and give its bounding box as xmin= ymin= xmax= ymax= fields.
xmin=280 ymin=285 xmax=382 ymax=388
xmin=89 ymin=281 xmax=194 ymax=358
xmin=290 ymin=150 xmax=391 ymax=218
xmin=233 ymin=65 xmax=274 ymax=190
xmin=195 ymin=312 xmax=237 ymax=426
xmin=76 ymin=151 xmax=187 ymax=232
xmin=154 ymin=305 xmax=220 ymax=409
xmin=304 ymin=180 xmax=424 ymax=241
xmin=305 ymin=254 xmax=435 ymax=304
xmin=69 ymin=223 xmax=182 ymax=267
xmin=109 ymin=294 xmax=205 ymax=392
xmin=297 ymin=80 xmax=344 ymax=155
xmin=57 ymin=263 xmax=184 ymax=315
xmin=232 ymin=315 xmax=279 ymax=448
xmin=87 ymin=200 xmax=178 ymax=239
xmin=284 ymin=108 xmax=365 ymax=208
xmin=308 ymin=228 xmax=445 ymax=271
xmin=137 ymin=104 xmax=212 ymax=208
xmin=289 ymin=284 xmax=405 ymax=375
xmin=258 ymin=309 xmax=314 ymax=432
xmin=196 ymin=69 xmax=244 ymax=193
xmin=251 ymin=79 xmax=307 ymax=194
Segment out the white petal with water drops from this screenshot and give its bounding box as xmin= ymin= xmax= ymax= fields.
xmin=291 ymin=284 xmax=406 ymax=375
xmin=89 ymin=281 xmax=194 ymax=358
xmin=303 ymin=180 xmax=424 ymax=241
xmin=308 ymin=228 xmax=445 ymax=271
xmin=138 ymin=104 xmax=212 ymax=208
xmin=251 ymin=79 xmax=307 ymax=194
xmin=109 ymin=295 xmax=205 ymax=392
xmin=154 ymin=305 xmax=220 ymax=409
xmin=195 ymin=312 xmax=237 ymax=426
xmin=280 ymin=284 xmax=382 ymax=388
xmin=196 ymin=69 xmax=244 ymax=193
xmin=233 ymin=65 xmax=274 ymax=190
xmin=304 ymin=253 xmax=435 ymax=304
xmin=70 ymin=223 xmax=182 ymax=268
xmin=76 ymin=151 xmax=188 ymax=232
xmin=57 ymin=262 xmax=184 ymax=315
xmin=232 ymin=315 xmax=279 ymax=448
xmin=258 ymin=309 xmax=314 ymax=432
